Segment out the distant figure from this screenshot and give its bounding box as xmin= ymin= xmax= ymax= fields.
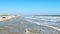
xmin=2 ymin=16 xmax=6 ymax=19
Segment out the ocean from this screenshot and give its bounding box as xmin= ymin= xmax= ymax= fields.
xmin=0 ymin=16 xmax=60 ymax=34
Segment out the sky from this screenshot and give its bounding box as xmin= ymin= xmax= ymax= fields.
xmin=0 ymin=0 xmax=60 ymax=15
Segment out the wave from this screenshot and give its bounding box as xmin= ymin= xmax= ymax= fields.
xmin=24 ymin=16 xmax=60 ymax=31
xmin=24 ymin=16 xmax=60 ymax=23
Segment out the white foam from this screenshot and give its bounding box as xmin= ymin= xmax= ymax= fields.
xmin=46 ymin=25 xmax=60 ymax=31
xmin=25 ymin=17 xmax=60 ymax=31
xmin=25 ymin=16 xmax=60 ymax=23
xmin=25 ymin=28 xmax=30 ymax=34
xmin=26 ymin=20 xmax=40 ymax=25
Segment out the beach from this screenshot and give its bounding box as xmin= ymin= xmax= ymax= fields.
xmin=0 ymin=15 xmax=60 ymax=34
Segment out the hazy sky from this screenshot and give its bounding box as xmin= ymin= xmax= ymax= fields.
xmin=0 ymin=0 xmax=60 ymax=15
